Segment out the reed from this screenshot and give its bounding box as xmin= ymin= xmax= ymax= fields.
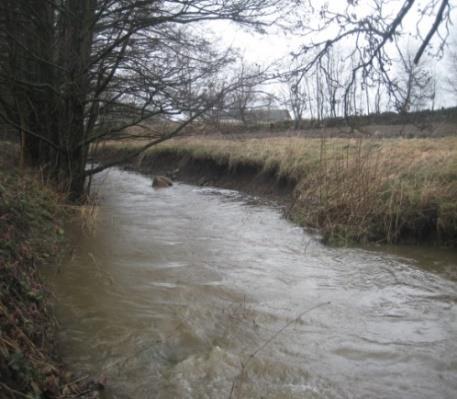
xmin=100 ymin=136 xmax=457 ymax=245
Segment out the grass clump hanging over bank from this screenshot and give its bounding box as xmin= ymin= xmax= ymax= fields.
xmin=0 ymin=143 xmax=97 ymax=398
xmin=101 ymin=136 xmax=457 ymax=246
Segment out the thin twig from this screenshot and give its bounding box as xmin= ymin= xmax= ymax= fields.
xmin=229 ymin=301 xmax=331 ymax=398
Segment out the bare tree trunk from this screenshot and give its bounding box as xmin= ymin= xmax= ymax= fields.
xmin=375 ymin=82 xmax=382 ymax=114
xmin=52 ymin=0 xmax=96 ymax=198
xmin=1 ymin=0 xmax=284 ymax=200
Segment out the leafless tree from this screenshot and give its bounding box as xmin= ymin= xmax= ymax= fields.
xmin=282 ymin=73 xmax=307 ymax=129
xmin=293 ymin=0 xmax=453 ymax=117
xmin=373 ymin=79 xmax=383 ymax=114
xmin=0 ymin=0 xmax=286 ymax=198
xmin=319 ymin=47 xmax=344 ymax=118
xmin=1 ymin=0 xmax=451 ymax=198
xmin=394 ymin=48 xmax=435 ymax=113
xmin=227 ymin=60 xmax=266 ymax=125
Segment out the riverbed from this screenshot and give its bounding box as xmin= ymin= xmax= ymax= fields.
xmin=45 ymin=167 xmax=457 ymax=399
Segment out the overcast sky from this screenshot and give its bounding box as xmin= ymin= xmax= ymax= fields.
xmin=203 ymin=1 xmax=457 ymax=108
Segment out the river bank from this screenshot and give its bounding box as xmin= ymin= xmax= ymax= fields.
xmin=46 ymin=165 xmax=457 ymax=399
xmin=0 ymin=143 xmax=99 ymax=398
xmin=97 ymin=136 xmax=457 ymax=246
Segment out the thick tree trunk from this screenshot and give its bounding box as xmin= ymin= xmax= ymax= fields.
xmin=0 ymin=0 xmax=96 ymax=199
xmin=16 ymin=0 xmax=96 ymax=200
xmin=5 ymin=1 xmax=60 ymax=174
xmin=57 ymin=0 xmax=95 ymax=199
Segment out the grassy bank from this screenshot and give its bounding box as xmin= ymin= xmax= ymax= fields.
xmin=100 ymin=136 xmax=457 ymax=246
xmin=0 ymin=143 xmax=96 ymax=398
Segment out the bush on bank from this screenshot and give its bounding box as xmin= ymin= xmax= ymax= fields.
xmin=0 ymin=143 xmax=98 ymax=398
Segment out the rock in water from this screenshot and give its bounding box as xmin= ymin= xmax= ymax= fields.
xmin=152 ymin=175 xmax=173 ymax=188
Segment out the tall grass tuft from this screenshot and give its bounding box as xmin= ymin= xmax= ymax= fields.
xmin=99 ymin=136 xmax=457 ymax=245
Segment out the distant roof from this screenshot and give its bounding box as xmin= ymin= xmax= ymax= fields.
xmin=248 ymin=109 xmax=291 ymax=122
xmin=221 ymin=108 xmax=291 ymax=122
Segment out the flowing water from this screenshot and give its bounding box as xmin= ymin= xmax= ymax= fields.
xmin=45 ymin=168 xmax=457 ymax=399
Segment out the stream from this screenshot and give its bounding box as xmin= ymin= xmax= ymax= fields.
xmin=44 ymin=167 xmax=457 ymax=399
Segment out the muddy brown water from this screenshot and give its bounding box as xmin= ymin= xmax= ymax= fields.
xmin=44 ymin=168 xmax=457 ymax=399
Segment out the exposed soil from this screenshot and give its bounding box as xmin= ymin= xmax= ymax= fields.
xmin=122 ymin=152 xmax=297 ymax=210
xmin=95 ymin=139 xmax=457 ymax=246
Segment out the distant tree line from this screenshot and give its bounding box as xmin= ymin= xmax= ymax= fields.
xmin=0 ymin=0 xmax=452 ymax=197
xmin=0 ymin=0 xmax=283 ymax=198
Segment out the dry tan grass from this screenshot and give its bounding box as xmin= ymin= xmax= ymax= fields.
xmin=103 ymin=136 xmax=457 ymax=244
